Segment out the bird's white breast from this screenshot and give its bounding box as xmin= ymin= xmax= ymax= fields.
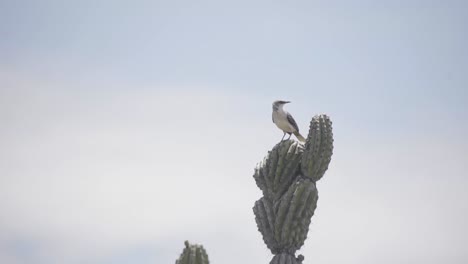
xmin=273 ymin=110 xmax=295 ymax=133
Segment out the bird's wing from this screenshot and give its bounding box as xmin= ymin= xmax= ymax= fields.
xmin=286 ymin=112 xmax=300 ymax=132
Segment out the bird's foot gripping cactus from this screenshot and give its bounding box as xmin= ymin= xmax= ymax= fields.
xmin=253 ymin=115 xmax=333 ymax=264
xmin=175 ymin=241 xmax=210 ymax=264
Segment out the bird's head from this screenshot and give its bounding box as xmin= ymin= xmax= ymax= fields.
xmin=272 ymin=100 xmax=291 ymax=110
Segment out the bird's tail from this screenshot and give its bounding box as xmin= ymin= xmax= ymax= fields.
xmin=294 ymin=131 xmax=306 ymax=142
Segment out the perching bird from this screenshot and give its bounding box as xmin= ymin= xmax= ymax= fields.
xmin=272 ymin=100 xmax=306 ymax=142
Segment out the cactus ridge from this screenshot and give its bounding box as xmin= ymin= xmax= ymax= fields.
xmin=273 ymin=142 xmax=291 ymax=192
xmin=175 ymin=241 xmax=209 ymax=264
xmin=276 ymin=144 xmax=302 ymax=198
xmin=254 ymin=178 xmax=319 ymax=254
xmin=253 ymin=140 xmax=303 ymax=200
xmin=301 ymin=114 xmax=334 ymax=181
xmin=301 ymin=117 xmax=321 ymax=178
xmin=311 ymin=116 xmax=329 ymax=178
xmin=254 ymin=198 xmax=280 ymax=252
xmin=316 ymin=116 xmax=334 ymax=178
xmin=277 ymin=179 xmax=318 ymax=252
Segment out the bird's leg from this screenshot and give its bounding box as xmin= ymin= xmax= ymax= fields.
xmin=287 ymin=133 xmax=292 ymax=140
xmin=281 ymin=132 xmax=286 ymax=141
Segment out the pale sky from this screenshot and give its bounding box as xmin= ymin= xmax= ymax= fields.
xmin=1 ymin=1 xmax=467 ymax=264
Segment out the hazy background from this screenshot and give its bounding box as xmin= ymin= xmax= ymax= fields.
xmin=1 ymin=0 xmax=467 ymax=263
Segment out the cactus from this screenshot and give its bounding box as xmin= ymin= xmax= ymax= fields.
xmin=253 ymin=114 xmax=334 ymax=264
xmin=175 ymin=241 xmax=209 ymax=264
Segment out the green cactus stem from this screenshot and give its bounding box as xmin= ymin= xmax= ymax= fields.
xmin=254 ymin=197 xmax=280 ymax=253
xmin=253 ymin=139 xmax=304 ymax=202
xmin=274 ymin=179 xmax=318 ymax=253
xmin=253 ymin=114 xmax=334 ymax=264
xmin=301 ymin=114 xmax=334 ymax=182
xmin=175 ymin=241 xmax=209 ymax=264
xmin=270 ymin=253 xmax=304 ymax=264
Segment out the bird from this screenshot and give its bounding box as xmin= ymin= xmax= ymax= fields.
xmin=272 ymin=100 xmax=306 ymax=142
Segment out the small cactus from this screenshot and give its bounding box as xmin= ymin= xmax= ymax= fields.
xmin=253 ymin=114 xmax=334 ymax=263
xmin=175 ymin=241 xmax=209 ymax=264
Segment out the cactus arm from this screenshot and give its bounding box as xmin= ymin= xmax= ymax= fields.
xmin=301 ymin=114 xmax=334 ymax=181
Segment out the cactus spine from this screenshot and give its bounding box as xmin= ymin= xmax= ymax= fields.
xmin=175 ymin=241 xmax=210 ymax=264
xmin=253 ymin=114 xmax=334 ymax=264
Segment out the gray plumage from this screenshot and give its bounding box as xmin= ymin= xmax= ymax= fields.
xmin=286 ymin=113 xmax=300 ymax=133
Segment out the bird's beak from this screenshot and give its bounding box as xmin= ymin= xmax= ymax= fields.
xmin=284 ymin=101 xmax=291 ymax=104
